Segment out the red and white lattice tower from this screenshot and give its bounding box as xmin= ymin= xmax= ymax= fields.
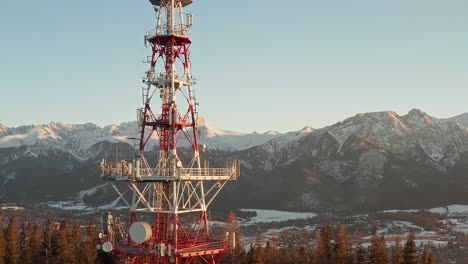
xmin=99 ymin=1 xmax=239 ymax=263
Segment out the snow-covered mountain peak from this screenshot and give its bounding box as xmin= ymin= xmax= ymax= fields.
xmin=264 ymin=130 xmax=282 ymax=135
xmin=300 ymin=126 xmax=314 ymax=133
xmin=202 ymin=126 xmax=246 ymax=137
xmin=195 ymin=126 xmax=285 ymax=151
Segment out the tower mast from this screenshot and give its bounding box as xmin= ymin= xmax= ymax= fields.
xmin=100 ymin=1 xmax=239 ymax=263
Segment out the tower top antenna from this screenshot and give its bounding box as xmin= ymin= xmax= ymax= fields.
xmin=149 ymin=0 xmax=193 ymax=7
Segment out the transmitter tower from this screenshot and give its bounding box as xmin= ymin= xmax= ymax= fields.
xmin=100 ymin=1 xmax=239 ymax=263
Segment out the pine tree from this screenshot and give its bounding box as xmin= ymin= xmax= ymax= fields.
xmin=295 ymin=245 xmax=308 ymax=264
xmin=403 ymin=229 xmax=418 ymax=264
xmin=43 ymin=218 xmax=54 ymax=264
xmin=315 ymin=224 xmax=333 ymax=263
xmin=391 ymin=236 xmax=403 ymax=264
xmin=334 ymin=224 xmax=351 ymax=264
xmin=251 ymin=234 xmax=265 ymax=264
xmin=276 ymin=247 xmax=289 ymax=264
xmin=246 ymin=243 xmax=255 ymax=264
xmin=427 ymin=252 xmax=435 ymax=264
xmin=369 ymin=225 xmax=389 ymax=264
xmin=20 ymin=222 xmax=33 ymax=264
xmin=30 ymin=224 xmax=43 ymax=264
xmin=378 ymin=235 xmax=389 ymax=264
xmin=56 ymin=220 xmax=74 ymax=263
xmin=5 ymin=215 xmax=21 ymax=264
xmin=420 ymin=245 xmax=435 ymax=264
xmin=83 ymin=222 xmax=98 ymax=264
xmin=263 ymin=240 xmax=276 ymax=264
xmin=355 ymin=242 xmax=366 ymax=264
xmin=50 ymin=220 xmax=60 ymax=264
xmin=263 ymin=233 xmax=281 ymax=264
xmin=0 ymin=228 xmax=6 ymax=264
xmin=71 ymin=222 xmax=83 ymax=264
xmin=224 ymin=211 xmax=246 ymax=264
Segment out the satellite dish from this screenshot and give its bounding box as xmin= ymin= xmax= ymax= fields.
xmin=196 ymin=117 xmax=205 ymax=126
xmin=129 ymin=222 xmax=153 ymax=243
xmin=102 ymin=242 xmax=113 ymax=253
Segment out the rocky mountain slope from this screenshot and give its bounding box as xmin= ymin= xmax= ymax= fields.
xmin=217 ymin=109 xmax=468 ymax=212
xmin=1 ymin=109 xmax=467 ymax=212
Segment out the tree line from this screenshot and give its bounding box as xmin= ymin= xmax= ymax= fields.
xmin=223 ymin=211 xmax=437 ymax=264
xmin=0 ymin=215 xmax=109 ymax=264
xmin=0 ymin=213 xmax=446 ymax=264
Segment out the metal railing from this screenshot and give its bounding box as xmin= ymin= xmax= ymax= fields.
xmin=146 ymin=24 xmax=190 ymax=38
xmin=101 ymin=160 xmax=239 ymax=181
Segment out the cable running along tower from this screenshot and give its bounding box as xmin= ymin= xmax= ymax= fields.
xmin=99 ymin=0 xmax=239 ymax=263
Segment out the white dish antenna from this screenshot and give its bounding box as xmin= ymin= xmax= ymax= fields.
xmin=102 ymin=242 xmax=113 ymax=253
xmin=129 ymin=222 xmax=153 ymax=243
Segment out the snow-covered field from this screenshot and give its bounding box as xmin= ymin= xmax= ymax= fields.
xmin=382 ymin=204 xmax=468 ymax=215
xmin=428 ymin=204 xmax=468 ymax=214
xmin=239 ymin=209 xmax=317 ymax=226
xmin=381 ymin=204 xmax=468 ymax=235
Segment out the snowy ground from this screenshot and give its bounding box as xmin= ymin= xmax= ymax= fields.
xmin=381 ymin=204 xmax=468 ymax=235
xmin=239 ymin=209 xmax=317 ymax=226
xmin=383 ymin=204 xmax=468 ymax=215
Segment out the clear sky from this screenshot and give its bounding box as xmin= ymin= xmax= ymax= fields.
xmin=1 ymin=0 xmax=467 ymax=133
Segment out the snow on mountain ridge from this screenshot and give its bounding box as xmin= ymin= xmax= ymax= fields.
xmin=196 ymin=126 xmax=286 ymax=151
xmin=1 ymin=109 xmax=466 ymax=162
xmin=0 ymin=122 xmax=143 ymax=159
xmin=0 ymin=122 xmax=294 ymax=158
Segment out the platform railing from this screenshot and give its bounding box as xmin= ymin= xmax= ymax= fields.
xmin=101 ymin=160 xmax=239 ymax=181
xmin=145 ymin=23 xmax=189 ymax=39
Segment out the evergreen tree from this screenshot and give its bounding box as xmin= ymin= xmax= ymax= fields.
xmin=403 ymin=229 xmax=418 ymax=264
xmin=5 ymin=215 xmax=21 ymax=264
xmin=264 ymin=233 xmax=281 ymax=264
xmin=0 ymin=228 xmax=6 ymax=264
xmin=43 ymin=218 xmax=54 ymax=264
xmin=263 ymin=240 xmax=276 ymax=264
xmin=420 ymin=245 xmax=435 ymax=264
xmin=20 ymin=222 xmax=33 ymax=264
xmin=30 ymin=224 xmax=43 ymax=264
xmin=427 ymin=252 xmax=435 ymax=264
xmin=378 ymin=235 xmax=390 ymax=264
xmin=251 ymin=234 xmax=265 ymax=264
xmin=334 ymin=224 xmax=351 ymax=264
xmin=369 ymin=225 xmax=389 ymax=264
xmin=246 ymin=243 xmax=255 ymax=264
xmin=355 ymin=242 xmax=366 ymax=264
xmin=83 ymin=222 xmax=98 ymax=264
xmin=71 ymin=222 xmax=83 ymax=264
xmin=224 ymin=211 xmax=246 ymax=264
xmin=391 ymin=236 xmax=403 ymax=264
xmin=315 ymin=224 xmax=333 ymax=263
xmin=276 ymin=247 xmax=289 ymax=264
xmin=56 ymin=220 xmax=74 ymax=263
xmin=294 ymin=245 xmax=308 ymax=264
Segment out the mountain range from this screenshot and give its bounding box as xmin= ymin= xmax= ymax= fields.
xmin=0 ymin=109 xmax=467 ymax=212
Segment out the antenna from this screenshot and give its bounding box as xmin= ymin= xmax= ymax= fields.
xmin=98 ymin=1 xmax=239 ymax=263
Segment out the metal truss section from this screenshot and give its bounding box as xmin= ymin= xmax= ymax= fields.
xmin=98 ymin=1 xmax=238 ymax=263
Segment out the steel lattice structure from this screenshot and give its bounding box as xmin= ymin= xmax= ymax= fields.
xmin=99 ymin=1 xmax=239 ymax=263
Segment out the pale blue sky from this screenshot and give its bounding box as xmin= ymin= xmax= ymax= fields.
xmin=1 ymin=0 xmax=467 ymax=132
